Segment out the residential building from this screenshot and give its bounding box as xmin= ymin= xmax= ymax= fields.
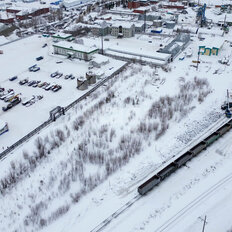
xmin=111 ymin=21 xmax=135 ymax=37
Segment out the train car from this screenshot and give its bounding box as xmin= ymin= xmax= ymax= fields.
xmin=228 ymin=119 xmax=232 ymax=127
xmin=157 ymin=163 xmax=177 ymax=180
xmin=173 ymin=151 xmax=193 ymax=168
xmin=203 ymin=132 xmax=220 ymax=146
xmin=189 ymin=141 xmax=207 ymax=156
xmin=138 ymin=175 xmax=160 ymax=195
xmin=217 ymin=123 xmax=231 ymax=136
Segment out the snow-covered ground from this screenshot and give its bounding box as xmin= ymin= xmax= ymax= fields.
xmin=0 ymin=35 xmax=125 ymax=150
xmin=1 ymin=2 xmax=232 ymax=232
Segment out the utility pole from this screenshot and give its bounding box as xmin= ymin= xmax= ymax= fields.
xmin=201 ymin=215 xmax=207 ymax=232
xmin=196 ymin=47 xmax=200 ymax=70
xmin=101 ymin=33 xmax=104 ymax=54
xmin=144 ymin=10 xmax=146 ymax=33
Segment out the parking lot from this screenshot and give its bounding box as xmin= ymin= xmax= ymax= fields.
xmin=0 ymin=35 xmax=125 ymax=150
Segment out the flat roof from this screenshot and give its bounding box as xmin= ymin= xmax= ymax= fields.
xmin=199 ymin=37 xmax=225 ymax=48
xmin=52 ymin=33 xmax=72 ymax=39
xmin=53 ymin=41 xmax=99 ymax=54
xmin=111 ymin=21 xmax=135 ymax=28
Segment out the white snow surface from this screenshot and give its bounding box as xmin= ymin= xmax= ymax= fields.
xmin=1 ymin=7 xmax=232 ymax=232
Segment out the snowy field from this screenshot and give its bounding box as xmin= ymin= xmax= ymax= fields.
xmin=0 ymin=35 xmax=125 ymax=150
xmin=1 ymin=3 xmax=232 ymax=232
xmin=0 ymin=29 xmax=232 ymax=232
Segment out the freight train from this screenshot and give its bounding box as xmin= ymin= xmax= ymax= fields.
xmin=138 ymin=119 xmax=232 ymax=195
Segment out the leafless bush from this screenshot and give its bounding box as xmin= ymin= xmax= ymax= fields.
xmin=55 ymin=129 xmax=66 ymax=143
xmin=73 ymin=116 xmax=85 ymax=131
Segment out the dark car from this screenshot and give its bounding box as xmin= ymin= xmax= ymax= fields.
xmin=221 ymin=102 xmax=232 ymax=110
xmin=36 ymin=56 xmax=44 ymax=61
xmin=9 ymin=76 xmax=18 ymax=81
xmin=19 ymin=79 xmax=28 ymax=85
xmin=51 ymin=71 xmax=58 ymax=78
xmin=33 ymin=67 xmax=40 ymax=72
xmin=42 ymin=43 xmax=47 ymax=48
xmin=29 ymin=65 xmax=37 ymax=72
xmin=28 ymin=80 xmax=36 ymax=86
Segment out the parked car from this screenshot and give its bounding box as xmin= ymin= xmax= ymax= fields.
xmin=28 ymin=80 xmax=36 ymax=86
xmin=32 ymin=67 xmax=40 ymax=72
xmin=29 ymin=65 xmax=37 ymax=72
xmin=42 ymin=83 xmax=50 ymax=89
xmin=22 ymin=96 xmax=35 ymax=106
xmin=19 ymin=79 xmax=28 ymax=85
xmin=2 ymin=97 xmax=21 ymax=111
xmin=0 ymin=91 xmax=14 ymax=100
xmin=45 ymin=84 xmax=52 ymax=91
xmin=70 ymin=75 xmax=75 ymax=80
xmin=32 ymin=81 xmax=41 ymax=87
xmin=38 ymin=82 xmax=46 ymax=88
xmin=56 ymin=72 xmax=63 ymax=78
xmin=4 ymin=93 xmax=15 ymax=102
xmin=51 ymin=71 xmax=58 ymax=78
xmin=36 ymin=56 xmax=44 ymax=61
xmin=9 ymin=76 xmax=18 ymax=81
xmin=53 ymin=85 xmax=62 ymax=92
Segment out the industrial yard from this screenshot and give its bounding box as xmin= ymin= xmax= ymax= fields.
xmin=1 ymin=0 xmax=232 ymax=232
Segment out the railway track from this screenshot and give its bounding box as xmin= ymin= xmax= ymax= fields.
xmin=117 ymin=113 xmax=229 ymax=196
xmin=90 ymin=116 xmax=232 ymax=231
xmin=155 ymin=170 xmax=232 ymax=232
xmin=90 ymin=194 xmax=141 ymax=232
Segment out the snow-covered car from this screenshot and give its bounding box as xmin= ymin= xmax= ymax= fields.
xmin=2 ymin=97 xmax=21 ymax=111
xmin=51 ymin=71 xmax=59 ymax=78
xmin=19 ymin=79 xmax=28 ymax=85
xmin=9 ymin=76 xmax=18 ymax=81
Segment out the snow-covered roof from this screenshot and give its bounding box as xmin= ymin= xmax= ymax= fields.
xmin=52 ymin=33 xmax=72 ymax=39
xmin=111 ymin=21 xmax=135 ymax=28
xmin=53 ymin=41 xmax=98 ymax=54
xmin=199 ymin=37 xmax=225 ymax=49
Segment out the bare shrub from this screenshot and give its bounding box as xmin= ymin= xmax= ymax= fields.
xmin=73 ymin=116 xmax=85 ymax=131
xmin=55 ymin=129 xmax=66 ymax=143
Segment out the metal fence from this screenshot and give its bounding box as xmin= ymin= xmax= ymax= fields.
xmin=0 ymin=62 xmax=129 ymax=161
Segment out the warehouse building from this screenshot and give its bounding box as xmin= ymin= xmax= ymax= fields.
xmin=199 ymin=37 xmax=224 ymax=56
xmin=53 ymin=41 xmax=99 ymax=61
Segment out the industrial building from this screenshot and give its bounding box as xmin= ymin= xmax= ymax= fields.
xmin=53 ymin=41 xmax=99 ymax=61
xmin=199 ymin=37 xmax=224 ymax=56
